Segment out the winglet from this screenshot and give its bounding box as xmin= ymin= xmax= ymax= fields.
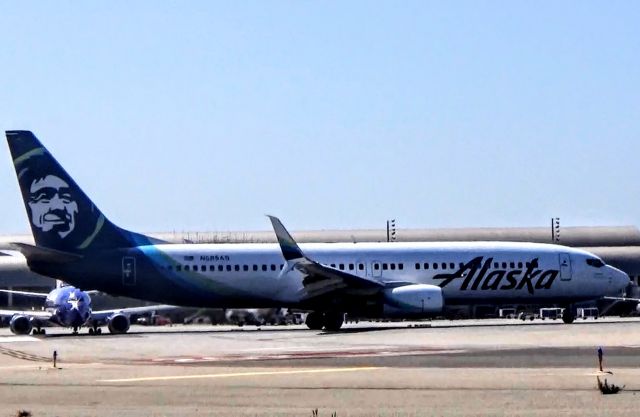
xmin=267 ymin=215 xmax=304 ymax=261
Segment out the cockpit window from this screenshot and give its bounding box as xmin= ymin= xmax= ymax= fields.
xmin=586 ymin=258 xmax=604 ymax=268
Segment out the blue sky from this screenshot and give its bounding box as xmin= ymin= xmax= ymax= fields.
xmin=1 ymin=2 xmax=639 ymax=234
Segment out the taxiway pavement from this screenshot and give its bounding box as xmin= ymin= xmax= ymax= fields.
xmin=1 ymin=318 xmax=639 ymax=416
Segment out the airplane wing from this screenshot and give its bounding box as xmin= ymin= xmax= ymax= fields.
xmin=90 ymin=304 xmax=179 ymax=324
xmin=602 ymin=296 xmax=640 ymax=302
xmin=0 ymin=287 xmax=104 ymax=298
xmin=268 ymin=216 xmax=384 ymax=301
xmin=0 ymin=309 xmax=53 ymax=320
xmin=0 ymin=289 xmax=49 ymax=298
xmin=0 ymin=250 xmax=23 ymax=257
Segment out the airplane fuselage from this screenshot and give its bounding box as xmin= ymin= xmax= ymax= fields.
xmin=32 ymin=241 xmax=628 ymax=316
xmin=43 ymin=286 xmax=92 ymax=328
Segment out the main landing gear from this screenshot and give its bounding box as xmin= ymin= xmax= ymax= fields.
xmin=88 ymin=327 xmax=102 ymax=335
xmin=562 ymin=308 xmax=576 ymax=324
xmin=32 ymin=328 xmax=46 ymax=335
xmin=305 ymin=311 xmax=345 ymax=331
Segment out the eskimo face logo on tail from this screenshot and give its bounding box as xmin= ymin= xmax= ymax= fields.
xmin=433 ymin=256 xmax=559 ymax=295
xmin=28 ymin=174 xmax=78 ymax=239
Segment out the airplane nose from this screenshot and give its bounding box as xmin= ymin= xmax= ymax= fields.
xmin=618 ymin=270 xmax=631 ymax=289
xmin=609 ymin=266 xmax=630 ymax=294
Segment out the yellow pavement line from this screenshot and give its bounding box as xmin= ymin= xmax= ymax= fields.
xmin=99 ymin=366 xmax=384 ymax=383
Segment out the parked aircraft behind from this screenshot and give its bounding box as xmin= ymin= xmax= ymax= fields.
xmin=4 ymin=131 xmax=631 ymax=330
xmin=0 ymin=285 xmax=175 ymax=335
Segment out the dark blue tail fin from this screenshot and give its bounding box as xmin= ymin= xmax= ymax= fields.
xmin=6 ymin=130 xmax=159 ymax=253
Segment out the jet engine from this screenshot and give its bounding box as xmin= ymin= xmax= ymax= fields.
xmin=382 ymin=284 xmax=444 ymax=317
xmin=9 ymin=315 xmax=32 ymax=335
xmin=107 ymin=313 xmax=130 ymax=334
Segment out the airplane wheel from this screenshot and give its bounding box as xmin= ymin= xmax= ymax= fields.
xmin=562 ymin=310 xmax=575 ymax=324
xmin=97 ymin=328 xmax=102 ymax=334
xmin=305 ymin=312 xmax=324 ymax=330
xmin=89 ymin=328 xmax=94 ymax=335
xmin=323 ymin=312 xmax=344 ymax=331
xmin=40 ymin=329 xmax=46 ymax=335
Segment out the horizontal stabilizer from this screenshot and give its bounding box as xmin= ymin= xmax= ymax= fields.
xmin=11 ymin=242 xmax=82 ymax=264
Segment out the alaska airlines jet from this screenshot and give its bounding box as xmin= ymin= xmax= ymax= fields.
xmin=4 ymin=131 xmax=630 ymax=330
xmin=0 ymin=285 xmax=175 ymax=335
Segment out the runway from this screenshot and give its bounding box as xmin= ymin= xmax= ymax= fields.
xmin=1 ymin=318 xmax=639 ymax=416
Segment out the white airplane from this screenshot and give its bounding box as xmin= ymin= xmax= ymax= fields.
xmin=4 ymin=131 xmax=631 ymax=331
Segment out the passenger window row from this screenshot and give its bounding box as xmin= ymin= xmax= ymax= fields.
xmin=329 ymin=263 xmax=365 ymax=271
xmin=372 ymin=263 xmax=405 ymax=271
xmin=167 ymin=259 xmax=528 ymax=273
xmin=414 ymin=261 xmax=525 ymax=270
xmin=168 ymin=264 xmax=285 ymax=273
xmin=168 ymin=261 xmax=409 ymax=273
xmin=414 ymin=262 xmax=460 ymax=270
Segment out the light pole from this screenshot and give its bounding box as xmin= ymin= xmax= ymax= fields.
xmin=386 ymin=219 xmax=396 ymax=242
xmin=551 ymin=217 xmax=560 ymax=243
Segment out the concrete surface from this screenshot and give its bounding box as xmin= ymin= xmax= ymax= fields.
xmin=1 ymin=318 xmax=639 ymax=417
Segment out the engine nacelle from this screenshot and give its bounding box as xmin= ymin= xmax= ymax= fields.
xmin=382 ymin=284 xmax=444 ymax=318
xmin=107 ymin=313 xmax=130 ymax=334
xmin=10 ymin=315 xmax=33 ymax=335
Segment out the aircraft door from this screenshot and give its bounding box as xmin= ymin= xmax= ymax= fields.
xmin=371 ymin=261 xmax=382 ymax=278
xmin=559 ymin=253 xmax=572 ymax=281
xmin=122 ymin=256 xmax=137 ymax=286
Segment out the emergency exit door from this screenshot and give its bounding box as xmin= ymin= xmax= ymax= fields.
xmin=371 ymin=261 xmax=382 ymax=278
xmin=122 ymin=256 xmax=136 ymax=286
xmin=559 ymin=253 xmax=572 ymax=281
